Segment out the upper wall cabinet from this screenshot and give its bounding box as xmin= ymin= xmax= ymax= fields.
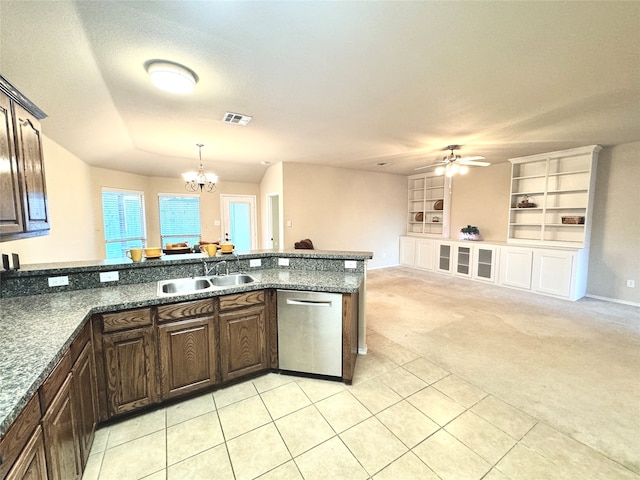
xmin=0 ymin=75 xmax=49 ymax=242
xmin=407 ymin=172 xmax=451 ymax=238
xmin=507 ymin=145 xmax=601 ymax=248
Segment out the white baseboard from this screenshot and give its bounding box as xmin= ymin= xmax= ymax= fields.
xmin=585 ymin=294 xmax=640 ymax=307
xmin=358 ymin=346 xmax=368 ymax=355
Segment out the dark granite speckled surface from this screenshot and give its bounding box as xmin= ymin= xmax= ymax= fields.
xmin=0 ymin=266 xmax=366 ymax=436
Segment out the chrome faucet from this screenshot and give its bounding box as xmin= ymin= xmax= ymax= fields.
xmin=203 ymin=261 xmax=216 ymax=276
xmin=233 ymin=255 xmax=242 ymax=274
xmin=215 ymin=260 xmax=229 ymax=276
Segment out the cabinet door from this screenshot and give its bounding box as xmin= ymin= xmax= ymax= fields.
xmin=0 ymin=93 xmax=24 ymax=236
xmin=532 ymin=250 xmax=574 ymax=298
xmin=158 ymin=317 xmax=217 ymax=400
xmin=13 ymin=104 xmax=49 ymax=235
xmin=102 ymin=327 xmax=158 ymax=417
xmin=5 ymin=426 xmax=48 ymax=480
xmin=399 ymin=237 xmax=416 ymax=266
xmin=219 ymin=305 xmax=267 ymax=382
xmin=71 ymin=342 xmax=97 ymax=470
xmin=436 ymin=243 xmax=453 ymax=273
xmin=454 ymin=245 xmax=473 ymax=277
xmin=41 ymin=374 xmax=81 ymax=480
xmin=415 ymin=239 xmax=435 ymax=270
xmin=473 ymin=246 xmax=497 ymax=283
xmin=499 ymin=247 xmax=533 ymax=289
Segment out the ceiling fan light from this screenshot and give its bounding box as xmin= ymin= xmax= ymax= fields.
xmin=147 ymin=61 xmax=197 ymax=94
xmin=460 ymin=165 xmax=469 ymax=175
xmin=435 ymin=166 xmax=445 ymax=176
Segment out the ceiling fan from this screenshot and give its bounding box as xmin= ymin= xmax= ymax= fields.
xmin=415 ymin=145 xmax=490 ymax=176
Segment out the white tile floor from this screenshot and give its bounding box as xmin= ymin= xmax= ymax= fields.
xmin=82 ymin=332 xmax=638 ymax=480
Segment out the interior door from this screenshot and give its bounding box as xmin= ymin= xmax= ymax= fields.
xmin=267 ymin=193 xmax=280 ymax=249
xmin=221 ymin=195 xmax=257 ymax=251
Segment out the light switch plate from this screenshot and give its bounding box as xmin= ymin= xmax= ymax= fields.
xmin=100 ymin=271 xmax=119 ymax=282
xmin=344 ymin=260 xmax=357 ymax=269
xmin=249 ymin=259 xmax=261 ymax=267
xmin=278 ymin=258 xmax=290 ymax=266
xmin=48 ymin=276 xmax=69 ymax=287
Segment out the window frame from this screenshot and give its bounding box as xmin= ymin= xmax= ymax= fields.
xmin=101 ymin=187 xmax=147 ymax=259
xmin=158 ymin=192 xmax=201 ymax=247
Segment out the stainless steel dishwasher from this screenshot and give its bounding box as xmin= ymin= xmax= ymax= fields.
xmin=277 ymin=290 xmax=343 ymax=377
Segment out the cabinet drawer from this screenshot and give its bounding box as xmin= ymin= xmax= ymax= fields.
xmin=219 ymin=291 xmax=264 ymax=311
xmin=39 ymin=351 xmax=71 ymax=413
xmin=0 ymin=394 xmax=41 ymax=480
xmin=102 ymin=308 xmax=151 ymax=333
xmin=157 ymin=299 xmax=214 ymax=322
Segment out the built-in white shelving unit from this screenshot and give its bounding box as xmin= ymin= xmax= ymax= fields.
xmin=407 ymin=172 xmax=451 ymax=238
xmin=508 ymin=145 xmax=601 ymax=248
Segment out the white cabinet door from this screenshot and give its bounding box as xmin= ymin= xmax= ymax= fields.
xmin=454 ymin=244 xmax=473 ymax=277
xmin=415 ymin=239 xmax=436 ymax=271
xmin=473 ymin=245 xmax=498 ymax=283
xmin=499 ymin=247 xmax=533 ymax=289
xmin=436 ymin=242 xmax=454 ymax=274
xmin=532 ymin=249 xmax=575 ymax=298
xmin=399 ymin=237 xmax=416 ymax=266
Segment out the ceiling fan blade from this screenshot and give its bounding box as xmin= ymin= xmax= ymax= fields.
xmin=461 ymin=160 xmax=491 ymax=167
xmin=414 ymin=163 xmax=441 ymax=171
xmin=458 ymin=155 xmax=486 ymax=162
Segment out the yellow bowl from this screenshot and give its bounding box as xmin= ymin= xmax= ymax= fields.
xmin=144 ymin=247 xmax=162 ymax=257
xmin=220 ymin=243 xmax=234 ymax=253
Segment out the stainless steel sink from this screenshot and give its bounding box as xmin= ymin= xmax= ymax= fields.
xmin=210 ymin=273 xmax=256 ymax=287
xmin=157 ymin=273 xmax=257 ymax=296
xmin=158 ymin=277 xmax=213 ymax=295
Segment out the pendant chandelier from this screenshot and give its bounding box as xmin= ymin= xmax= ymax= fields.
xmin=182 ymin=144 xmax=218 ymax=192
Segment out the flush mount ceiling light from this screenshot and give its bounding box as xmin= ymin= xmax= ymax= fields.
xmin=145 ymin=60 xmax=198 ymax=94
xmin=183 ymin=144 xmax=218 ymax=192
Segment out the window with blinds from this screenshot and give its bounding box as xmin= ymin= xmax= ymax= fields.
xmin=159 ymin=194 xmax=201 ymax=247
xmin=102 ymin=189 xmax=146 ymax=259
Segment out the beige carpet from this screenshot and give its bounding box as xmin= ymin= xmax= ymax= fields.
xmin=365 ymin=266 xmax=640 ymax=474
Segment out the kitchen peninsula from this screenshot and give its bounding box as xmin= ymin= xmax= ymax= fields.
xmin=0 ymin=249 xmax=371 ymax=479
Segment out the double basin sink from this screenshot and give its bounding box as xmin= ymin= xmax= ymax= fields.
xmin=157 ymin=273 xmax=257 ymax=296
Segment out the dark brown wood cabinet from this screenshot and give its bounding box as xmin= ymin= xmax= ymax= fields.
xmin=0 ymin=395 xmax=43 ymax=480
xmin=158 ymin=299 xmax=217 ymax=400
xmin=0 ymin=76 xmax=49 ymax=241
xmin=41 ymin=374 xmax=80 ymax=480
xmin=219 ymin=291 xmax=269 ymax=382
xmin=4 ymin=426 xmax=48 ymax=480
xmin=102 ymin=327 xmax=159 ymax=418
xmin=70 ymin=342 xmax=97 ymax=470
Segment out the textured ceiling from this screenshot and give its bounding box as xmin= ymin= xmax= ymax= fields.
xmin=1 ymin=1 xmax=638 ymax=183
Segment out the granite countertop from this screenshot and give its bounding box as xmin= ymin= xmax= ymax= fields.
xmin=0 ymin=268 xmax=364 ymax=436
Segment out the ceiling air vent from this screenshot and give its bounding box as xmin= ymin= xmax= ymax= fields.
xmin=223 ymin=112 xmax=252 ymax=125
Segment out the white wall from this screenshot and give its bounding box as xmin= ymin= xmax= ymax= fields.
xmin=259 ymin=162 xmax=284 ymax=249
xmin=0 ymin=136 xmax=99 ymax=264
xmin=282 ymin=163 xmax=406 ymax=269
xmin=587 ymin=142 xmax=640 ymax=304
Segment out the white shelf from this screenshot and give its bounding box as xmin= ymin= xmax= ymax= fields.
xmin=507 ymin=145 xmax=600 ymax=248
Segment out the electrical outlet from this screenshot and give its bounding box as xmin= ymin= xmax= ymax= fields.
xmin=345 ymin=260 xmax=357 ymax=269
xmin=48 ymin=276 xmax=69 ymax=287
xmin=278 ymin=258 xmax=290 ymax=267
xmin=249 ymin=259 xmax=261 ymax=267
xmin=627 ymin=280 xmax=636 ymax=288
xmin=100 ymin=271 xmax=119 ymax=282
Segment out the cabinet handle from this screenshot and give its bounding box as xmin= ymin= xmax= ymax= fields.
xmin=286 ymin=299 xmax=332 ymax=307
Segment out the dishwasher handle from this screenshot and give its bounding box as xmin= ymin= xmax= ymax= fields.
xmin=285 ymin=298 xmax=332 ymax=307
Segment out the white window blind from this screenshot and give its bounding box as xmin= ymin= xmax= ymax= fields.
xmin=158 ymin=194 xmax=201 ymax=247
xmin=102 ymin=189 xmax=146 ymax=259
